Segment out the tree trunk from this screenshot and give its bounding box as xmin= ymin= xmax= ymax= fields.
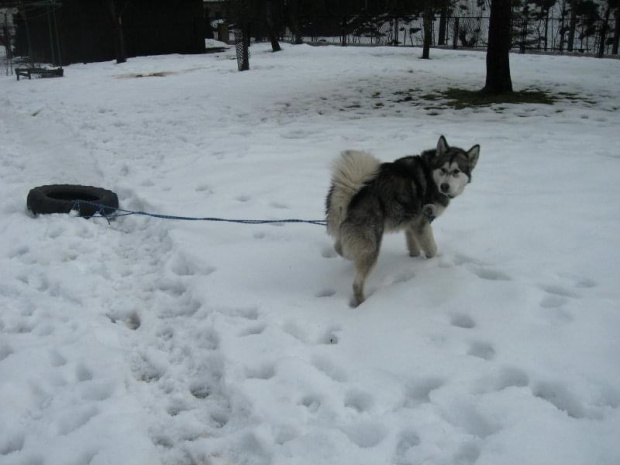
xmin=597 ymin=6 xmax=611 ymax=57
xmin=393 ymin=18 xmax=399 ymax=45
xmin=483 ymin=0 xmax=513 ymax=94
xmin=613 ymin=7 xmax=620 ymax=54
xmin=286 ymin=0 xmax=303 ymax=44
xmin=267 ymin=26 xmax=281 ymax=51
xmin=422 ymin=0 xmax=432 ymax=58
xmin=112 ymin=16 xmax=127 ymax=63
xmin=239 ymin=23 xmax=250 ymax=71
xmin=104 ymin=0 xmax=128 ymax=64
xmin=265 ymin=0 xmax=281 ymax=52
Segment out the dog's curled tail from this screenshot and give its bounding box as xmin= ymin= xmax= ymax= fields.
xmin=326 ymin=150 xmax=381 ymax=237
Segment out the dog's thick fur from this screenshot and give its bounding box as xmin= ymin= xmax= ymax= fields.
xmin=325 ymin=136 xmax=480 ymax=307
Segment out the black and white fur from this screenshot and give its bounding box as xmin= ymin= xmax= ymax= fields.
xmin=325 ymin=136 xmax=480 ymax=307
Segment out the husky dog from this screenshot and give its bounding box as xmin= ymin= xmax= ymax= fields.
xmin=325 ymin=136 xmax=480 ymax=307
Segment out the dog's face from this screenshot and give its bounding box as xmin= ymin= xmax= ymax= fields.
xmin=430 ymin=136 xmax=480 ymax=199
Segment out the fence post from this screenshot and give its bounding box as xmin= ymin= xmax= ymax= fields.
xmin=452 ymin=17 xmax=459 ymax=49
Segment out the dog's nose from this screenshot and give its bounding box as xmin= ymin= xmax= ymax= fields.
xmin=441 ymin=183 xmax=450 ymax=193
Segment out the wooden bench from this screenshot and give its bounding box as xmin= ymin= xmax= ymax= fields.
xmin=16 ymin=67 xmax=64 ymax=81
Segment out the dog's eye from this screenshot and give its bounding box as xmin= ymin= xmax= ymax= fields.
xmin=452 ymin=170 xmax=461 ymax=176
xmin=441 ymin=168 xmax=448 ymax=175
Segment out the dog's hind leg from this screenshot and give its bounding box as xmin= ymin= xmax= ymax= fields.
xmin=351 ymin=251 xmax=379 ymax=307
xmin=334 ymin=238 xmax=344 ymax=257
xmin=340 ymin=218 xmax=383 ymax=307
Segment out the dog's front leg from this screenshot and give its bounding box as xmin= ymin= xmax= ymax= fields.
xmin=405 ymin=227 xmax=422 ymax=257
xmin=418 ymin=222 xmax=438 ymax=258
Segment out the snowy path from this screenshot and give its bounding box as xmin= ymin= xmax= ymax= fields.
xmin=1 ymin=45 xmax=620 ymax=465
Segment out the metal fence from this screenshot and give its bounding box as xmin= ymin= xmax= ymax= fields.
xmin=289 ymin=15 xmax=618 ymax=57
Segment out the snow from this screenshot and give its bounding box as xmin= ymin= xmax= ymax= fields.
xmin=1 ymin=44 xmax=619 ymax=465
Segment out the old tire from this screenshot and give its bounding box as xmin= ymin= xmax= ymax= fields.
xmin=27 ymin=185 xmax=119 ymax=217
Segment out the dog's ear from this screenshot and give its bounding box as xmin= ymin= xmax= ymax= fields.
xmin=437 ymin=136 xmax=449 ymax=156
xmin=467 ymin=145 xmax=480 ymax=170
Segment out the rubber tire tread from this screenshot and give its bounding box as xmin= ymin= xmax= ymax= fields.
xmin=27 ymin=184 xmax=119 ymax=217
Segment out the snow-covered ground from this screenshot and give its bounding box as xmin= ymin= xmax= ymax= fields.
xmin=1 ymin=44 xmax=619 ymax=465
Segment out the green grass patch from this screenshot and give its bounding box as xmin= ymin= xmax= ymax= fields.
xmin=436 ymin=88 xmax=557 ymax=109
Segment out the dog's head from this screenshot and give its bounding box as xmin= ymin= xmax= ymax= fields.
xmin=426 ymin=136 xmax=480 ymax=199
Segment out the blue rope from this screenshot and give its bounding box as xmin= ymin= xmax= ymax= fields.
xmin=72 ymin=200 xmax=327 ymax=226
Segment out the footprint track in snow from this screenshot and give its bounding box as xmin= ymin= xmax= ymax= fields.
xmin=467 ymin=340 xmax=496 ymax=361
xmin=440 ymin=254 xmax=512 ymax=283
xmin=539 ymin=283 xmax=580 ymax=319
xmin=394 ymin=430 xmax=421 ymax=464
xmin=56 ymin=405 xmax=100 ymax=435
xmin=318 ymin=325 xmax=342 ymax=345
xmin=540 ymin=294 xmax=569 ymax=309
xmin=0 ymin=344 xmax=14 ymax=362
xmin=49 ymin=349 xmax=67 ymax=367
xmin=315 ymin=288 xmax=336 ymax=298
xmin=239 ymin=322 xmax=268 ymax=337
xmin=404 ymin=377 xmax=445 ymax=408
xmin=245 ymin=363 xmax=277 ymax=381
xmin=451 ymin=313 xmax=476 ymax=329
xmin=444 ymin=400 xmax=499 ymax=439
xmin=269 ymin=201 xmax=290 ymax=209
xmin=194 ymin=184 xmax=214 ymax=194
xmin=344 ymin=389 xmax=375 ymax=413
xmin=107 ymin=310 xmax=141 ymax=330
xmin=0 ymin=433 xmax=25 ymax=456
xmin=471 ymin=267 xmax=512 ymax=282
xmin=80 ymin=382 xmax=116 ymax=402
xmin=299 ymin=394 xmax=322 ymax=413
xmin=341 ymin=421 xmax=387 ymax=448
xmin=528 ymin=381 xmax=611 ymax=419
xmin=558 ymin=273 xmax=597 ymax=289
xmin=542 ymin=285 xmax=578 ymax=299
xmin=473 ymin=366 xmax=530 ymax=394
xmin=454 ymin=442 xmax=482 ymax=465
xmin=75 ymin=363 xmax=94 ymax=382
xmin=384 ymin=269 xmax=416 ymax=286
xmin=168 ymin=253 xmax=216 ymax=278
xmin=311 ymin=355 xmax=348 ymax=382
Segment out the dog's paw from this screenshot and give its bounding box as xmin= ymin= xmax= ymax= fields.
xmin=424 ymin=244 xmax=438 ymax=259
xmin=349 ymin=294 xmax=364 ymax=308
xmin=422 ymin=204 xmax=437 ymax=217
